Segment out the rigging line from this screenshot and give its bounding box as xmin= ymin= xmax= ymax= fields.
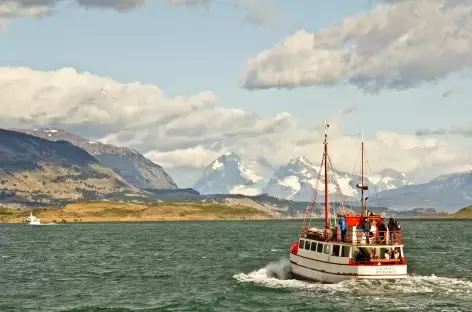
xmin=328 ymin=166 xmax=337 ymax=228
xmin=304 ymin=154 xmax=324 ymax=231
xmin=308 ymin=157 xmax=324 ymax=229
xmin=351 ymin=142 xmax=361 ymax=178
xmin=307 ymin=159 xmax=323 ymax=230
xmin=327 ymin=154 xmax=347 ymax=210
xmin=350 ymin=138 xmax=361 ymax=209
xmin=329 ymin=168 xmax=338 ymax=228
xmin=352 ymin=150 xmax=361 ymax=204
xmin=326 ymin=164 xmax=335 ymax=228
xmin=364 ymin=149 xmax=382 ymax=210
xmin=327 ymin=154 xmax=347 ymax=219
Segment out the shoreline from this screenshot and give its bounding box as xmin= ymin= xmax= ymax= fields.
xmin=3 ymin=215 xmax=470 ymax=224
xmin=0 ymin=216 xmax=278 ymax=224
xmin=0 ymin=201 xmax=277 ymax=223
xmin=1 ymin=201 xmax=469 ymax=223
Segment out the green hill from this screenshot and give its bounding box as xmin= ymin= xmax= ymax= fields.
xmin=450 ymin=205 xmax=472 ymax=218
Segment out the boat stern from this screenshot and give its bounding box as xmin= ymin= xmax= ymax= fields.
xmin=355 ymin=264 xmax=408 ymax=279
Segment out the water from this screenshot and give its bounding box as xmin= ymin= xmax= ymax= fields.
xmin=0 ymin=219 xmax=471 ymax=311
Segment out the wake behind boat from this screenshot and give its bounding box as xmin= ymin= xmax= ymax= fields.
xmin=289 ymin=121 xmax=407 ymax=283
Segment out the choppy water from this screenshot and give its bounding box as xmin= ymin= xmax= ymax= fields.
xmin=0 ymin=219 xmax=471 ymax=311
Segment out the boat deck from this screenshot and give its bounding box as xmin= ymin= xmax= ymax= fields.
xmin=302 ymin=228 xmax=403 ymax=246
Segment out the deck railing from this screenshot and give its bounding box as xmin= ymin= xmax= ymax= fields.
xmin=341 ymin=229 xmax=402 ymax=245
xmin=302 ymin=227 xmax=403 ymax=245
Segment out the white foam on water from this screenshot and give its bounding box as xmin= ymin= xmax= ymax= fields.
xmin=233 ymin=258 xmax=472 ymax=297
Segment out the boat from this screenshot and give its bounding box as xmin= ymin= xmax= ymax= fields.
xmin=289 ymin=121 xmax=407 ymax=283
xmin=24 ymin=211 xmax=41 ymax=225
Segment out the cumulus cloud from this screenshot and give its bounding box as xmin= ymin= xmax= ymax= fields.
xmin=416 ymin=125 xmax=472 ymax=137
xmin=77 ymin=0 xmax=145 ymax=11
xmin=233 ymin=0 xmax=274 ymax=26
xmin=0 ymin=0 xmax=144 ymax=28
xmin=164 ymin=0 xmax=279 ymax=26
xmin=0 ymin=66 xmax=470 ymax=183
xmin=441 ymin=87 xmax=461 ymax=98
xmin=0 ymin=0 xmax=144 ymax=18
xmin=164 ymin=0 xmax=208 ymax=6
xmin=339 ymin=106 xmax=357 ymax=116
xmin=240 ymin=0 xmax=472 ymax=93
xmin=0 ymin=0 xmax=277 ymax=27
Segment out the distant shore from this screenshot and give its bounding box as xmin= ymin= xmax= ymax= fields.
xmin=1 ymin=201 xmax=469 ymax=223
xmin=0 ymin=201 xmax=275 ymax=223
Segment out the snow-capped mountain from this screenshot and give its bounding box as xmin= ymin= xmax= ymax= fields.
xmin=194 ymin=154 xmax=411 ymax=201
xmin=369 ymin=168 xmax=410 ymax=191
xmin=376 ymin=170 xmax=472 ymax=212
xmin=263 ymin=156 xmax=411 ymax=202
xmin=193 ymin=153 xmax=275 ymax=195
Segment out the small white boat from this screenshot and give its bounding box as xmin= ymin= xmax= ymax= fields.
xmin=25 ymin=211 xmax=41 ymax=225
xmin=289 ymin=121 xmax=407 ymax=283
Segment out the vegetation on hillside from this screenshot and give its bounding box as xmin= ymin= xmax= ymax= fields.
xmin=448 ymin=205 xmax=472 ymax=218
xmin=0 ymin=201 xmax=272 ymax=223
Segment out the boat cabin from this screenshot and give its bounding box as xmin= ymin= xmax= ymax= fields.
xmin=295 ymin=212 xmax=405 ymax=266
xmin=292 ymin=237 xmax=405 ymax=266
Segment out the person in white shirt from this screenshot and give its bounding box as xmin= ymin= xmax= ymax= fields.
xmin=384 ymin=250 xmax=390 ymax=259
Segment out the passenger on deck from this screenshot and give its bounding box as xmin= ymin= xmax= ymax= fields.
xmin=361 ymin=217 xmax=371 ymax=243
xmin=370 ymin=248 xmax=378 ymax=259
xmin=393 ymin=248 xmax=400 ymax=259
xmin=384 ymin=249 xmax=390 ymax=259
xmin=388 ymin=218 xmax=397 ymax=243
xmin=338 ymin=214 xmax=347 ymax=242
xmin=378 ymin=220 xmax=387 ymax=243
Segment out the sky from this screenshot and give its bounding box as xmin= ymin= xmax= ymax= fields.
xmin=1 ymin=0 xmax=472 ymax=187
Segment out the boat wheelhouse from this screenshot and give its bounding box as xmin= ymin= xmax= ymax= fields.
xmin=289 ymin=121 xmax=407 ymax=283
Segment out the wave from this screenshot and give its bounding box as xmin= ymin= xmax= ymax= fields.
xmin=233 ymin=258 xmax=472 ymax=296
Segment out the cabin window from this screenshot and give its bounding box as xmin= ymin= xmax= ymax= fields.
xmin=310 ymin=242 xmax=317 ymax=251
xmin=352 ymin=247 xmax=370 ymax=262
xmin=317 ymin=243 xmax=323 ymax=253
xmin=323 ymin=244 xmax=331 ymax=254
xmin=299 ymin=240 xmax=304 ymax=249
xmin=341 ymin=246 xmax=350 ymax=258
xmin=305 ymin=241 xmax=311 ymax=250
xmin=332 ymin=245 xmax=340 ymax=257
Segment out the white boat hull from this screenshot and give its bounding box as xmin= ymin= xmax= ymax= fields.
xmin=25 ymin=212 xmax=41 ymax=225
xmin=290 ymin=254 xmax=407 ymax=284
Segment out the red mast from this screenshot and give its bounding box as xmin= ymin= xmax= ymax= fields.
xmin=361 ymin=138 xmax=365 ymax=217
xmin=324 ymin=120 xmax=329 ymax=229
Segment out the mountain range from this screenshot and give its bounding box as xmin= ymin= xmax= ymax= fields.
xmin=193 ymin=152 xmax=274 ymax=196
xmin=375 ymin=171 xmax=472 ymax=211
xmin=0 ymin=129 xmax=143 ymax=206
xmin=192 ymin=153 xmax=471 ymax=212
xmin=0 ymin=127 xmax=470 ymax=213
xmin=18 ymin=129 xmax=178 ymax=190
xmin=194 ymin=153 xmax=411 ymax=201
